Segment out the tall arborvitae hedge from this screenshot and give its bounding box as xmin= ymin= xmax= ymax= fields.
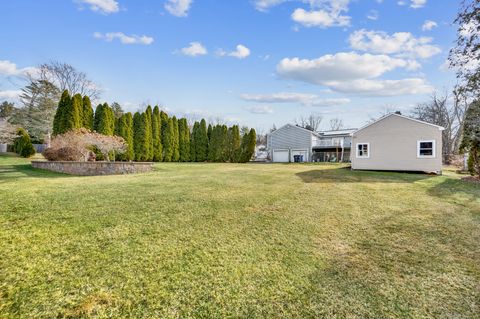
xmin=52 ymin=91 xmax=83 ymax=135
xmin=208 ymin=125 xmax=229 ymax=162
xmin=66 ymin=94 xmax=83 ymax=131
xmin=82 ymin=96 xmax=94 ymax=129
xmin=94 ymin=103 xmax=115 ymax=136
xmin=133 ymin=112 xmax=150 ymax=161
xmin=53 ymin=90 xmax=71 ymax=135
xmin=178 ymin=118 xmax=190 ymax=162
xmin=227 ymin=125 xmax=241 ymax=162
xmin=145 ymin=106 xmax=154 ymax=161
xmin=239 ymin=128 xmax=256 ymax=163
xmin=207 ymin=124 xmax=213 ymax=155
xmin=152 ymin=106 xmax=163 ymax=162
xmin=195 ymin=119 xmax=208 ymax=161
xmin=163 ymin=117 xmax=174 ymax=162
xmin=190 ymin=122 xmax=198 ymax=161
xmin=172 ymin=116 xmax=180 ymax=162
xmin=115 ymin=113 xmax=134 ymax=161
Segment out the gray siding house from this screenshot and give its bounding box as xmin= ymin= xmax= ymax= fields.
xmin=266 ymin=125 xmax=355 ymax=163
xmin=266 ymin=124 xmax=317 ymax=162
xmin=351 ymin=113 xmax=444 ymax=174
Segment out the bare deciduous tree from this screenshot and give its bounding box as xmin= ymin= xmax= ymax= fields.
xmin=329 ymin=118 xmax=344 ymax=131
xmin=411 ymin=89 xmax=469 ymax=163
xmin=37 ymin=61 xmax=101 ymax=100
xmin=296 ymin=113 xmax=323 ymax=131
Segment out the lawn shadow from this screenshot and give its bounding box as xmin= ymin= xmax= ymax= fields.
xmin=426 ymin=177 xmax=480 ymax=202
xmin=296 ymin=167 xmax=434 ymax=184
xmin=0 ymin=163 xmax=70 ymax=183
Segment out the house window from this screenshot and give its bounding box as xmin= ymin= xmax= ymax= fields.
xmin=356 ymin=143 xmax=369 ymax=158
xmin=417 ymin=140 xmax=435 ymax=158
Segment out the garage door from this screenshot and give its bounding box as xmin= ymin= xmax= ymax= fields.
xmin=273 ymin=149 xmax=289 ymax=162
xmin=291 ymin=150 xmax=309 ymax=162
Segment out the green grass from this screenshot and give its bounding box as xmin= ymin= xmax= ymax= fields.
xmin=0 ymin=154 xmax=479 ymax=318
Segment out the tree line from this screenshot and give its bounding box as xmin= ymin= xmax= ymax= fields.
xmin=51 ymin=90 xmax=256 ymax=163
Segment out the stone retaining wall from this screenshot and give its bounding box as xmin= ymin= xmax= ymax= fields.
xmin=31 ymin=161 xmax=154 ymax=176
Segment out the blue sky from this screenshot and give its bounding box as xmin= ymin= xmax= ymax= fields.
xmin=0 ymin=0 xmax=460 ymax=131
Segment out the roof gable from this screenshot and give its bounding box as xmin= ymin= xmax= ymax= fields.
xmin=268 ymin=123 xmax=320 ymax=137
xmin=354 ymin=113 xmax=445 ymax=135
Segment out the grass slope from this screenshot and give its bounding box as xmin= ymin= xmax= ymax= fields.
xmin=0 ymin=154 xmax=479 ymax=318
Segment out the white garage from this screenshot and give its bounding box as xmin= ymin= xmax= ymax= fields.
xmin=272 ymin=149 xmax=290 ymax=162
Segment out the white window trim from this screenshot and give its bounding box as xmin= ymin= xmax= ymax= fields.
xmin=417 ymin=140 xmax=436 ymax=158
xmin=356 ymin=143 xmax=370 ymax=159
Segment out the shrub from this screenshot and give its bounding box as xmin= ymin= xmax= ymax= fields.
xmin=43 ymin=147 xmax=82 ymax=161
xmin=47 ymin=128 xmax=126 ymax=161
xmin=14 ymin=128 xmax=35 ymax=158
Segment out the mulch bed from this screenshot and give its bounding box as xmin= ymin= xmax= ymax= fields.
xmin=461 ymin=176 xmax=480 ymax=184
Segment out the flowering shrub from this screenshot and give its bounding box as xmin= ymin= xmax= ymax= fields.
xmin=44 ymin=128 xmax=126 ymax=162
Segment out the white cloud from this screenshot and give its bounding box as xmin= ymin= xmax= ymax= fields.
xmin=240 ymin=92 xmax=350 ymax=107
xmin=367 ymin=10 xmax=379 ymax=21
xmin=277 ymin=52 xmax=416 ymax=84
xmin=165 ymin=0 xmax=193 ymax=17
xmin=180 ymin=42 xmax=207 ymax=56
xmin=327 ymin=78 xmax=433 ymax=96
xmin=254 ymin=1 xmax=352 ymax=28
xmin=398 ymin=0 xmax=426 ymax=8
xmin=244 ymin=105 xmax=274 ymax=114
xmin=349 ymin=29 xmax=441 ymax=59
xmin=218 ymin=45 xmax=251 ymax=59
xmin=421 ymin=20 xmax=438 ymax=31
xmin=0 ymin=90 xmax=22 ymax=100
xmin=93 ymin=32 xmax=154 ymax=45
xmin=0 ymin=60 xmax=37 ymax=77
xmin=276 ymin=52 xmax=431 ymax=96
xmin=292 ymin=8 xmax=350 ymax=28
xmin=76 ymin=0 xmax=119 ymax=14
xmin=410 ymin=0 xmax=426 ymax=9
xmin=253 ymin=0 xmax=286 ymax=11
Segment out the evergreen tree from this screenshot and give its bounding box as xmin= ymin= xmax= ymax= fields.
xmin=190 ymin=122 xmax=198 ymax=162
xmin=227 ymin=125 xmax=241 ymax=162
xmin=115 ymin=113 xmax=134 ymax=161
xmin=14 ymin=128 xmax=35 ymax=158
xmin=163 ymin=118 xmax=174 ymax=162
xmin=239 ymin=128 xmax=256 ymax=163
xmin=178 ymin=118 xmax=190 ymax=162
xmin=160 ymin=111 xmax=169 ymax=159
xmin=125 ymin=112 xmax=134 ymax=160
xmin=133 ymin=112 xmax=149 ymax=161
xmin=64 ymin=93 xmax=83 ymax=132
xmin=53 ymin=90 xmax=71 ymax=135
xmin=53 ymin=90 xmax=83 ymax=135
xmin=172 ymin=116 xmax=180 ymax=162
xmin=152 ymin=106 xmax=163 ymax=162
xmin=195 ymin=119 xmax=208 ymax=161
xmin=94 ymin=103 xmax=115 ymax=135
xmin=207 ymin=123 xmax=213 ymax=156
xmin=82 ymin=96 xmax=94 ymax=129
xmin=145 ymin=106 xmax=154 ymax=161
xmin=460 ymin=99 xmax=480 ymax=177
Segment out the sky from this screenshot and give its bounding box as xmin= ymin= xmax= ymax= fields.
xmin=0 ymin=0 xmax=461 ymax=132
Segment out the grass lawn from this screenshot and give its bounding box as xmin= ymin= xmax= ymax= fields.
xmin=0 ymin=154 xmax=479 ymax=318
